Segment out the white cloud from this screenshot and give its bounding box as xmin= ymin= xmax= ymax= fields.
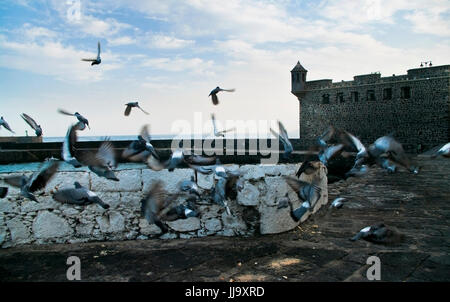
xmin=108 ymin=36 xmax=136 ymax=46
xmin=148 ymin=35 xmax=195 ymax=49
xmin=142 ymin=57 xmax=214 ymax=75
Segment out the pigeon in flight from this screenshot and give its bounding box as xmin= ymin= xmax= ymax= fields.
xmin=284 ymin=176 xmax=322 ymax=209
xmin=179 ymin=176 xmax=201 ymax=197
xmin=81 ymin=41 xmax=101 ymax=66
xmin=79 ymin=141 xmax=119 ymax=181
xmin=368 ymin=135 xmax=419 ymax=174
xmin=270 ymin=120 xmax=293 ymax=159
xmin=211 ymin=113 xmax=235 ymax=137
xmin=0 ymin=187 xmax=8 ymax=199
xmin=350 ymin=223 xmax=404 ymax=244
xmin=318 ymin=144 xmax=345 ymax=167
xmin=53 ymin=182 xmax=110 ymax=209
xmin=295 ymin=161 xmax=320 ymax=178
xmin=58 ymin=109 xmax=90 ymax=130
xmin=209 ymin=86 xmax=235 ymax=105
xmin=140 ymin=181 xmax=180 ymax=233
xmin=2 ymin=158 xmax=60 ymax=202
xmin=317 ymin=125 xmax=336 ymax=148
xmin=432 ymin=142 xmax=450 ymax=158
xmin=122 ymin=125 xmax=159 ymax=162
xmin=21 ymin=113 xmax=43 ymax=137
xmin=330 ymin=197 xmax=347 ymax=209
xmin=124 ymin=102 xmax=149 ymax=116
xmin=0 ymin=116 xmax=14 ymax=133
xmin=62 ymin=123 xmax=83 ymax=168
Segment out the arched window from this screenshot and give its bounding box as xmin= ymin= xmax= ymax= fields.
xmin=322 ymin=94 xmax=330 ymax=104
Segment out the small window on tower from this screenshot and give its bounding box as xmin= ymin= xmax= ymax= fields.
xmin=367 ymin=90 xmax=376 ymax=101
xmin=383 ymin=88 xmax=392 ymax=100
xmin=302 ymin=73 xmax=306 ymax=82
xmin=322 ymin=94 xmax=330 ymax=104
xmin=401 ymin=86 xmax=411 ymax=99
xmin=351 ymin=91 xmax=359 ymax=102
xmin=337 ymin=92 xmax=344 ymax=103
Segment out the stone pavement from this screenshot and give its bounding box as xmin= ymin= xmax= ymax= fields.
xmin=0 ymin=157 xmax=448 ymax=282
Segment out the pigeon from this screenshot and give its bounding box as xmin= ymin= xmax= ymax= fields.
xmin=345 ymin=164 xmax=369 ymax=178
xmin=318 ymin=144 xmax=345 ymax=167
xmin=212 ymin=177 xmax=232 ymax=215
xmin=368 ymin=135 xmax=418 ymax=174
xmin=21 ymin=113 xmax=42 ymax=136
xmin=122 ymin=125 xmax=159 ymax=162
xmin=188 ymin=159 xmax=228 ymax=179
xmin=179 ymin=176 xmax=201 ymax=197
xmin=140 ymin=181 xmax=179 ymax=233
xmin=432 ymin=142 xmax=450 ymax=158
xmin=376 ymin=156 xmax=397 ymax=173
xmin=166 ymin=203 xmax=199 ymax=220
xmin=52 ymin=182 xmax=110 ymax=209
xmin=270 ymin=120 xmax=293 ymax=159
xmin=209 ymin=86 xmax=235 ymax=105
xmin=0 ymin=187 xmax=8 ymax=199
xmin=81 ymin=41 xmax=101 ymax=66
xmin=2 ymin=158 xmax=60 ymax=202
xmin=341 ymin=130 xmax=368 ymax=161
xmin=350 ymin=223 xmax=404 ymax=244
xmin=79 ymin=141 xmax=119 ymax=181
xmin=124 ymin=102 xmax=149 ymax=116
xmin=58 ymin=109 xmax=90 ymax=130
xmin=0 ymin=116 xmax=14 ymax=133
xmin=277 ymin=194 xmax=290 ymax=209
xmin=211 ymin=113 xmax=235 ymax=137
xmin=288 ymin=200 xmax=311 ymax=222
xmin=62 ymin=123 xmax=82 ymax=168
xmin=330 ymin=197 xmax=347 ymax=209
xmin=166 ymin=149 xmax=186 ymax=172
xmin=284 ymin=176 xmax=322 ymax=208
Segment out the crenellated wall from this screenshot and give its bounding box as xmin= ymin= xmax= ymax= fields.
xmin=0 ymin=162 xmax=328 ymax=248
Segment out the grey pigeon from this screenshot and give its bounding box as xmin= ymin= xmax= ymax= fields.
xmin=330 ymin=197 xmax=347 ymax=209
xmin=209 ymin=86 xmax=235 ymax=105
xmin=124 ymin=102 xmax=149 ymax=116
xmin=140 ymin=181 xmax=179 ymax=233
xmin=79 ymin=141 xmax=119 ymax=181
xmin=179 ymin=176 xmax=201 ymax=197
xmin=53 ymin=182 xmax=109 ymax=209
xmin=211 ymin=113 xmax=235 ymax=137
xmin=58 ymin=109 xmax=90 ymax=130
xmin=166 ymin=202 xmax=199 ymax=220
xmin=0 ymin=116 xmax=14 ymax=133
xmin=122 ymin=125 xmax=159 ymax=162
xmin=62 ymin=123 xmax=82 ymax=168
xmin=350 ymin=223 xmax=404 ymax=244
xmin=270 ymin=120 xmax=293 ymax=159
xmin=81 ymin=41 xmax=101 ymax=66
xmin=2 ymin=158 xmax=60 ymax=202
xmin=284 ymin=176 xmax=321 ymax=208
xmin=317 ymin=126 xmax=335 ymax=148
xmin=368 ymin=135 xmax=418 ymax=173
xmin=296 ymin=161 xmax=319 ymax=178
xmin=211 ymin=177 xmax=231 ymax=215
xmin=21 ymin=113 xmax=42 ymax=136
xmin=318 ymin=144 xmax=345 ymax=167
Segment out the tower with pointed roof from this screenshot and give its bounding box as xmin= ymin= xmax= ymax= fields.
xmin=291 ymin=61 xmax=307 ymax=97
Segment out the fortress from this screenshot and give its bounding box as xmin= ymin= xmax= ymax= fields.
xmin=291 ymin=61 xmax=450 ymax=152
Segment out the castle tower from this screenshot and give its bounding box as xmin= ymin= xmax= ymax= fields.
xmin=291 ymin=61 xmax=307 ymax=98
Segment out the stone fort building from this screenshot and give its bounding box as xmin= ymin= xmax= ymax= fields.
xmin=290 ymin=61 xmax=449 ymax=152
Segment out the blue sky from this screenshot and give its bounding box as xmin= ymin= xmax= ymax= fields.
xmin=0 ymin=0 xmax=449 ymax=138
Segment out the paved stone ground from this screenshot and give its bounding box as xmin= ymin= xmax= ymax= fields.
xmin=0 ymin=157 xmax=449 ymax=282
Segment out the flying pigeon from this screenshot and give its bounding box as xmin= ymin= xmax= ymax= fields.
xmin=317 ymin=126 xmax=336 ymax=148
xmin=0 ymin=116 xmax=14 ymax=133
xmin=211 ymin=113 xmax=235 ymax=137
xmin=179 ymin=176 xmax=201 ymax=197
xmin=122 ymin=125 xmax=159 ymax=162
xmin=284 ymin=176 xmax=322 ymax=208
xmin=330 ymin=197 xmax=347 ymax=209
xmin=209 ymin=86 xmax=235 ymax=105
xmin=52 ymin=182 xmax=110 ymax=209
xmin=270 ymin=120 xmax=293 ymax=159
xmin=21 ymin=113 xmax=42 ymax=136
xmin=318 ymin=144 xmax=345 ymax=167
xmin=81 ymin=41 xmax=101 ymax=66
xmin=295 ymin=161 xmax=320 ymax=178
xmin=79 ymin=141 xmax=119 ymax=181
xmin=124 ymin=102 xmax=149 ymax=116
xmin=62 ymin=123 xmax=83 ymax=168
xmin=58 ymin=109 xmax=90 ymax=130
xmin=2 ymin=158 xmax=60 ymax=202
xmin=140 ymin=181 xmax=179 ymax=232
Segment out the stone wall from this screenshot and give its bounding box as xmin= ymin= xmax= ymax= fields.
xmin=298 ymin=76 xmax=449 ymax=152
xmin=0 ymin=162 xmax=328 ymax=248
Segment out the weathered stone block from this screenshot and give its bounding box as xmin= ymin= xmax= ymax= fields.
xmin=33 ymin=211 xmax=73 ymax=239
xmin=237 ymin=182 xmax=260 ymax=206
xmin=167 ymin=217 xmax=201 ymax=232
xmin=91 ymin=169 xmax=142 ymax=192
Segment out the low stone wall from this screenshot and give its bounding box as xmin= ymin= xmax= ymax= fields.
xmin=0 ymin=162 xmax=328 ymax=248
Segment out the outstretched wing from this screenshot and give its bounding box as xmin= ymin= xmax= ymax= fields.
xmin=211 ymin=93 xmax=219 ymax=105
xmin=21 ymin=113 xmax=39 ymax=130
xmin=137 ymin=105 xmax=149 ymax=115
xmin=124 ymin=104 xmax=132 ymax=116
xmin=284 ymin=176 xmax=314 ymax=193
xmin=28 ymin=159 xmax=60 ymax=192
xmin=96 ymin=141 xmax=117 ymax=168
xmin=140 ymin=125 xmax=152 ymax=142
xmin=2 ymin=175 xmax=26 ymax=188
xmin=58 ymin=108 xmax=75 ymax=116
xmin=97 ymin=41 xmax=101 ymax=57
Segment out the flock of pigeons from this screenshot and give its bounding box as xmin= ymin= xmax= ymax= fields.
xmin=1 ymin=41 xmax=450 ymax=243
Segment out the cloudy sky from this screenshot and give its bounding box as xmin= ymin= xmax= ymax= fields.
xmin=0 ymin=0 xmax=449 ymax=138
